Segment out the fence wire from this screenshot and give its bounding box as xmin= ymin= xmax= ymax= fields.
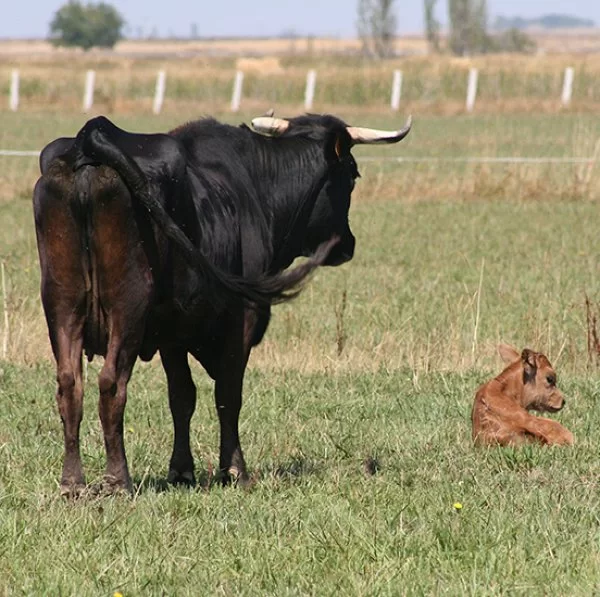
xmin=0 ymin=149 xmax=596 ymax=165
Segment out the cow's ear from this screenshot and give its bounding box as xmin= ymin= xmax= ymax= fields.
xmin=330 ymin=132 xmax=351 ymax=162
xmin=498 ymin=343 xmax=519 ymax=364
xmin=335 ymin=136 xmax=343 ymax=159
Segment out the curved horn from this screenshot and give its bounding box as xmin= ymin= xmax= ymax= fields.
xmin=251 ymin=116 xmax=289 ymax=136
xmin=346 ymin=115 xmax=412 ymax=145
xmin=262 ymin=108 xmax=275 ymax=117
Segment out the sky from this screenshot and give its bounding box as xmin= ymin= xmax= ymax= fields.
xmin=1 ymin=0 xmax=599 ymax=39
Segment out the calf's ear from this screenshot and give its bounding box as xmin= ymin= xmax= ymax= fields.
xmin=521 ymin=349 xmax=537 ymax=369
xmin=498 ymin=343 xmax=519 ymax=364
xmin=521 ymin=348 xmax=538 ymax=382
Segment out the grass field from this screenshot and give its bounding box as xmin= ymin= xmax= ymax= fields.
xmin=1 ymin=108 xmax=600 ymax=594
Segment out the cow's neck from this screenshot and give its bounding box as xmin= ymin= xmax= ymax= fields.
xmin=495 ymin=363 xmax=526 ymax=407
xmin=257 ymin=139 xmax=328 ymax=272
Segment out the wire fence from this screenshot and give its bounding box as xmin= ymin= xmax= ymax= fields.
xmin=1 ymin=149 xmax=596 ymax=165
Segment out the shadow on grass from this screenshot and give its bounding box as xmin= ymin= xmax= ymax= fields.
xmin=131 ymin=456 xmax=324 ymax=495
xmin=256 ymin=455 xmax=323 ymax=482
xmin=132 ymin=469 xmax=214 ymax=494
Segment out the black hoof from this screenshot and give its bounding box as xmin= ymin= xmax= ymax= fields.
xmin=167 ymin=469 xmax=196 ymax=487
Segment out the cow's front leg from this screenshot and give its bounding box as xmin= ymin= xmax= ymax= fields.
xmin=523 ymin=416 xmax=574 ymax=446
xmin=161 ymin=346 xmax=197 ymax=486
xmin=215 ymin=376 xmax=248 ymax=486
xmin=215 ymin=308 xmax=252 ymax=487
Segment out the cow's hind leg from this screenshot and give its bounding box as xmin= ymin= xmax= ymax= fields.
xmin=53 ymin=317 xmax=86 ymax=497
xmin=35 ymin=176 xmax=88 ymax=497
xmin=97 ymin=333 xmax=140 ymax=495
xmin=161 ymin=346 xmax=197 ymax=486
xmin=91 ymin=168 xmax=153 ymax=495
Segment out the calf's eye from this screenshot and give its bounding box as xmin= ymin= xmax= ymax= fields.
xmin=546 ymin=375 xmax=556 ymax=386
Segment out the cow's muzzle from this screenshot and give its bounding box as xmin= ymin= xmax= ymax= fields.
xmin=324 ymin=235 xmax=355 ymax=266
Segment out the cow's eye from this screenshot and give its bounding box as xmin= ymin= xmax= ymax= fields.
xmin=546 ymin=375 xmax=556 ymax=386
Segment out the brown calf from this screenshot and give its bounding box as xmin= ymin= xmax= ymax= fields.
xmin=471 ymin=344 xmax=574 ymax=447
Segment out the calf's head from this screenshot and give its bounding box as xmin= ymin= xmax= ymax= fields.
xmin=251 ymin=113 xmax=412 ymax=267
xmin=498 ymin=344 xmax=565 ymax=412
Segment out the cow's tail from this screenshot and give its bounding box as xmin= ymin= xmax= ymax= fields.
xmin=70 ymin=117 xmax=334 ymax=307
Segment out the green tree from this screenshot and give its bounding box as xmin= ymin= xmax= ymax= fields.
xmin=357 ymin=0 xmax=397 ymax=59
xmin=490 ymin=28 xmax=536 ymax=53
xmin=424 ymin=0 xmax=440 ymax=52
xmin=448 ymin=0 xmax=490 ymax=55
xmin=49 ymin=1 xmax=124 ymax=51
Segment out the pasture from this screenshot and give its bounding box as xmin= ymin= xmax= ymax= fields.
xmin=1 ymin=107 xmax=600 ymax=594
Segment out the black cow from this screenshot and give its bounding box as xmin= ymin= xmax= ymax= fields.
xmin=34 ymin=112 xmax=412 ymax=495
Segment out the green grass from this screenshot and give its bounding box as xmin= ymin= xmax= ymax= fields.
xmin=2 ymin=186 xmax=599 ymax=371
xmin=2 ymin=111 xmax=600 ymax=204
xmin=1 ymin=363 xmax=600 ymax=595
xmin=1 ymin=110 xmax=600 ymax=594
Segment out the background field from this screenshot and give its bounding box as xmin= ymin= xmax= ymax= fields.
xmin=4 ymin=39 xmax=600 ymax=116
xmin=1 ymin=94 xmax=600 ymax=593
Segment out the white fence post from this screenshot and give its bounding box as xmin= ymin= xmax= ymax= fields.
xmin=82 ymin=69 xmax=95 ymax=113
xmin=230 ymin=70 xmax=244 ymax=112
xmin=153 ymin=70 xmax=166 ymax=115
xmin=390 ymin=69 xmax=403 ymax=111
xmin=466 ymin=67 xmax=478 ymax=113
xmin=304 ymin=69 xmax=317 ymax=110
xmin=561 ymin=67 xmax=574 ymax=106
xmin=9 ymin=69 xmax=19 ymax=112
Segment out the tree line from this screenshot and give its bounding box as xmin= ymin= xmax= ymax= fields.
xmin=359 ymin=0 xmax=536 ymax=59
xmin=49 ymin=0 xmax=535 ymax=57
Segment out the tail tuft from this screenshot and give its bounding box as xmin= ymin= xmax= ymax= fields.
xmin=255 ymin=235 xmax=339 ymax=305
